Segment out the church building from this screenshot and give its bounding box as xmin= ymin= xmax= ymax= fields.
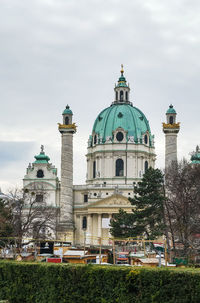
xmin=23 ymin=66 xmax=180 ymax=245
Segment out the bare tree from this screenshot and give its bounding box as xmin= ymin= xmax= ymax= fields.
xmin=0 ymin=198 xmax=13 ymax=238
xmin=165 ymin=160 xmax=200 ymax=258
xmin=9 ymin=185 xmax=58 ymax=249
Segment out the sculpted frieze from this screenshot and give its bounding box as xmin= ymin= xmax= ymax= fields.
xmin=87 ymin=194 xmax=131 ymax=208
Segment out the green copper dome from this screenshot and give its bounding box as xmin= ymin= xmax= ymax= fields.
xmin=166 ymin=104 xmax=176 ymax=114
xmin=63 ymin=105 xmax=73 ymax=115
xmin=191 ymin=146 xmax=200 ymax=164
xmin=91 ymin=104 xmax=153 ymax=145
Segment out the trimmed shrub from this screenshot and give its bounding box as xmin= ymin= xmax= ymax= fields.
xmin=0 ymin=261 xmax=200 ymax=302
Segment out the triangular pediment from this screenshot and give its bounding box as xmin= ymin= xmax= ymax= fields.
xmin=87 ymin=194 xmax=131 ymax=208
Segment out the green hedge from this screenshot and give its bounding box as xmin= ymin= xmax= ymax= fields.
xmin=0 ymin=261 xmax=200 ymax=302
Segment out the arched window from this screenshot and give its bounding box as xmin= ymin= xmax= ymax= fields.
xmin=37 ymin=170 xmax=44 ymax=178
xmin=65 ymin=116 xmax=69 ymax=125
xmin=116 ymin=159 xmax=124 ymax=176
xmin=82 ymin=216 xmax=87 ymax=229
xmin=169 ymin=116 xmax=173 ymax=124
xmin=115 ymin=91 xmax=118 ymax=101
xmin=126 ymin=91 xmax=128 ymax=101
xmin=93 ymin=161 xmax=96 ymax=178
xmin=144 ymin=135 xmax=148 ymax=145
xmin=120 ymin=91 xmax=123 ymax=101
xmin=94 ymin=135 xmax=97 ymax=145
xmin=144 ymin=161 xmax=148 ymax=173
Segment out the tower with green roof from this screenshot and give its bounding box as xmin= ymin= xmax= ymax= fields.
xmin=113 ymin=64 xmax=131 ymax=105
xmin=57 ymin=105 xmax=77 ymax=242
xmin=163 ymin=104 xmax=180 ymax=167
xmin=191 ymin=145 xmax=200 ymax=164
xmin=23 ymin=145 xmax=59 ymax=240
xmin=24 ymin=145 xmax=58 ymax=182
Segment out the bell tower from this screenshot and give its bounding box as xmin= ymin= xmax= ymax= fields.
xmin=57 ymin=105 xmax=76 ymax=242
xmin=163 ymin=104 xmax=180 ymax=168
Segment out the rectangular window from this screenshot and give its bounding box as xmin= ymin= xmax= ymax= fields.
xmin=36 ymin=194 xmax=43 ymax=202
xmin=84 ymin=194 xmax=88 ymax=203
xmin=82 ymin=216 xmax=87 ymax=229
xmin=93 ymin=161 xmax=96 ymax=178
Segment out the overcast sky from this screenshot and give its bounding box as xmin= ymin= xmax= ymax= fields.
xmin=0 ymin=0 xmax=200 ymax=192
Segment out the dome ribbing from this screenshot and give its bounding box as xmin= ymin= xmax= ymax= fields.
xmin=91 ymin=103 xmax=153 ymax=145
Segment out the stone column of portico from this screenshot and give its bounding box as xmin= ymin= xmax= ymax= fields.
xmin=97 ymin=214 xmax=102 ymax=239
xmin=106 ymin=214 xmax=113 ymax=246
xmin=108 ymin=214 xmax=112 ymax=238
xmin=87 ymin=214 xmax=92 ymax=245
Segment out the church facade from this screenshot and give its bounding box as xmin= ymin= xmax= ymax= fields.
xmin=23 ymin=66 xmax=181 ymax=245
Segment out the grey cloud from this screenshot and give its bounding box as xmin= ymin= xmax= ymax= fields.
xmin=0 ymin=0 xmax=199 ymax=190
xmin=0 ymin=141 xmax=36 ymax=167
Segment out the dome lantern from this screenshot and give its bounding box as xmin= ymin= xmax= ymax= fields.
xmin=34 ymin=145 xmax=50 ymax=164
xmin=113 ymin=65 xmax=131 ymax=105
xmin=62 ymin=105 xmax=73 ymax=125
xmin=166 ymin=104 xmax=177 ymax=124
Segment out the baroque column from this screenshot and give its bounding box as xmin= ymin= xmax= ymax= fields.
xmin=57 ymin=105 xmax=77 ymax=243
xmin=163 ymin=105 xmax=180 ymax=168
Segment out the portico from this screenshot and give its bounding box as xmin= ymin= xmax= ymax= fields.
xmin=74 ymin=194 xmax=132 ymax=246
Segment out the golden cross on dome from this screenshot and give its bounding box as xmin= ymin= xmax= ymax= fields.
xmin=121 ymin=64 xmax=124 ymax=74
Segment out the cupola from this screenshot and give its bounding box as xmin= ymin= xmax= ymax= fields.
xmin=34 ymin=145 xmax=50 ymax=164
xmin=191 ymin=145 xmax=200 ymax=164
xmin=62 ymin=105 xmax=73 ymax=125
xmin=166 ymin=104 xmax=177 ymax=124
xmin=113 ymin=65 xmax=131 ymax=105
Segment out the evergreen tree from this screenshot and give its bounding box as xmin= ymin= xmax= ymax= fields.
xmin=0 ymin=199 xmax=13 ymax=238
xmin=110 ymin=168 xmax=166 ymax=239
xmin=130 ymin=167 xmax=165 ymax=239
xmin=109 ymin=209 xmax=134 ymax=238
